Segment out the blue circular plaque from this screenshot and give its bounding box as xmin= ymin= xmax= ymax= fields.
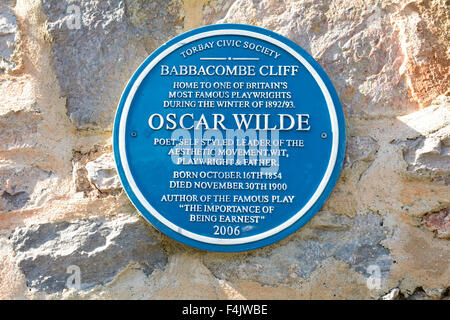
xmin=113 ymin=24 xmax=346 ymax=252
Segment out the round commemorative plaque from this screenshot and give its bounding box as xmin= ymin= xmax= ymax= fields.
xmin=113 ymin=24 xmax=346 ymax=252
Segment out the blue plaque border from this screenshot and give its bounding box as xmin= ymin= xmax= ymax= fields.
xmin=113 ymin=24 xmax=346 ymax=252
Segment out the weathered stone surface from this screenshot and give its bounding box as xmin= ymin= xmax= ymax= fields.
xmin=202 ymin=212 xmax=391 ymax=287
xmin=10 ymin=214 xmax=167 ymax=293
xmin=383 ymin=212 xmax=449 ymax=297
xmin=85 ymin=153 xmax=121 ymax=192
xmin=0 ymin=0 xmax=19 ymax=72
xmin=344 ymin=135 xmax=379 ymax=168
xmin=0 ymin=0 xmax=448 ymax=300
xmin=42 ymin=0 xmax=184 ymax=130
xmin=0 ymin=237 xmax=27 ymax=299
xmin=125 ymin=0 xmax=185 ymax=52
xmin=391 ymin=0 xmax=449 ymax=107
xmin=0 ymin=77 xmax=36 ymax=115
xmin=71 ymin=146 xmax=109 ymax=194
xmin=0 ymin=109 xmax=41 ymax=152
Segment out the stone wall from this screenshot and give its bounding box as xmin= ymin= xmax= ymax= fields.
xmin=0 ymin=0 xmax=448 ymax=299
